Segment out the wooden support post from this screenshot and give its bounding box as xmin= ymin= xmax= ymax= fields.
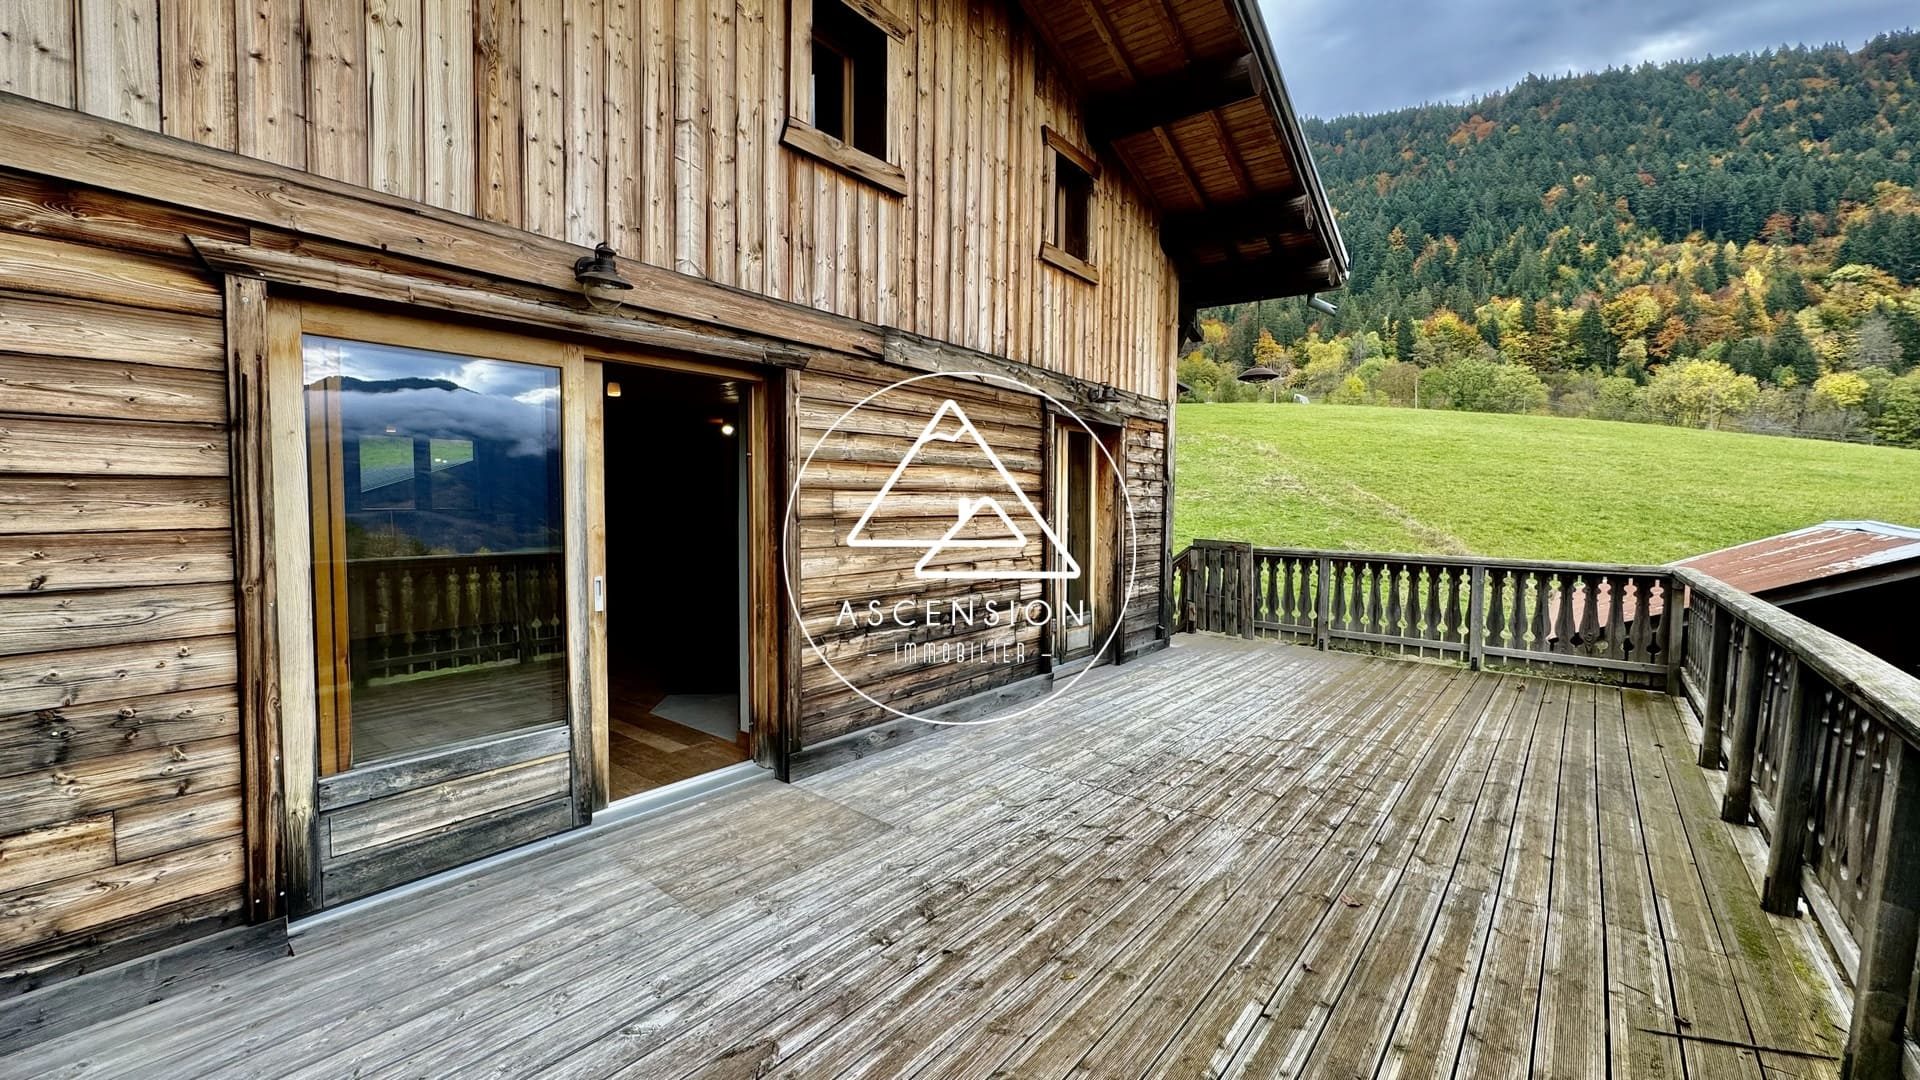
xmin=1844 ymin=739 xmax=1920 ymax=1079
xmin=1314 ymin=555 xmax=1332 ymax=651
xmin=1698 ymin=602 xmax=1734 ymax=769
xmin=1722 ymin=622 xmax=1766 ymax=823
xmin=1661 ymin=576 xmax=1683 ymax=697
xmin=1466 ymin=565 xmax=1486 ymax=671
xmin=1761 ymin=658 xmax=1813 ymax=916
xmin=224 ymin=274 xmax=286 ymax=923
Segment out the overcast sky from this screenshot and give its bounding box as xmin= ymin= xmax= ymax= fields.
xmin=1257 ymin=0 xmax=1915 ymax=120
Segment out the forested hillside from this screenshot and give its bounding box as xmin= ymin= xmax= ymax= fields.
xmin=1188 ymin=30 xmax=1920 ymax=446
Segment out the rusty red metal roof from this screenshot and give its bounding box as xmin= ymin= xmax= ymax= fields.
xmin=1675 ymin=521 xmax=1920 ymax=596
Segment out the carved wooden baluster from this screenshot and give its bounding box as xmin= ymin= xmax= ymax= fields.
xmin=1507 ymin=570 xmax=1529 ymax=652
xmin=397 ymin=567 xmax=417 ymax=674
xmin=1847 ymin=710 xmax=1882 ymax=909
xmin=1485 ymin=569 xmax=1506 ymax=651
xmin=444 ymin=563 xmax=462 ymax=666
xmin=1577 ymin=576 xmax=1600 ymax=656
xmin=499 ymin=562 xmax=520 ymax=659
xmin=1293 ymin=556 xmax=1310 ymax=628
xmin=1389 ymin=562 xmax=1405 ymax=638
xmin=346 ymin=570 xmax=367 ymax=681
xmin=1330 ymin=559 xmax=1348 ymax=633
xmin=1650 ymin=580 xmax=1673 ymax=670
xmin=1206 ymin=547 xmax=1222 ymax=632
xmin=1259 ymin=553 xmax=1274 ymax=622
xmin=1278 ymin=557 xmax=1296 ymax=629
xmin=1602 ymin=576 xmax=1624 ymax=661
xmin=373 ymin=565 xmax=394 ymax=680
xmin=422 ymin=565 xmax=444 ymax=669
xmin=1554 ymin=573 xmax=1577 ymax=654
xmin=1264 ymin=555 xmax=1279 ymax=628
xmin=1363 ymin=562 xmax=1382 ymax=636
xmin=1442 ymin=567 xmax=1463 ymax=646
xmin=1808 ymin=686 xmax=1843 ymax=876
xmin=1821 ymin=697 xmax=1865 ymax=904
xmin=464 ymin=563 xmax=482 ymax=661
xmin=1755 ymin=645 xmax=1785 ymax=796
xmin=1528 ymin=572 xmax=1551 ymax=653
xmin=542 ymin=561 xmax=561 ymax=654
xmin=1420 ymin=565 xmax=1439 ymax=643
xmin=1627 ymin=577 xmax=1652 ymax=663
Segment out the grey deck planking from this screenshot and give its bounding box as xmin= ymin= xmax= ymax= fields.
xmin=0 ymin=636 xmax=1845 ymax=1079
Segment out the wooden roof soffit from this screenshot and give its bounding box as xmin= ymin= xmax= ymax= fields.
xmin=1083 ymin=53 xmax=1262 ymax=145
xmin=1163 ymin=192 xmax=1313 ymax=250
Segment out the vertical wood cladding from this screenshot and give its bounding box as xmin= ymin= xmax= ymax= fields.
xmin=0 ymin=175 xmax=247 ymax=993
xmin=0 ymin=0 xmax=1180 ymax=399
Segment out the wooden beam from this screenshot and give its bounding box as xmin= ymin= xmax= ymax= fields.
xmin=189 ymin=238 xmax=816 ymax=368
xmin=1176 ymin=256 xmax=1337 ymax=308
xmin=1164 ymin=191 xmax=1312 ymax=250
xmin=1084 ymin=54 xmax=1260 ymax=144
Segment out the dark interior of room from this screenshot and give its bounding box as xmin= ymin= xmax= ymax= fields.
xmin=602 ymin=363 xmax=751 ymax=798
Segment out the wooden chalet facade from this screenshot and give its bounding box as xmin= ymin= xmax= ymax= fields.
xmin=0 ymin=0 xmax=1344 ymax=1003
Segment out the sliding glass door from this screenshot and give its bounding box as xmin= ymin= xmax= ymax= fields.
xmin=302 ymin=335 xmax=568 ymax=771
xmin=275 ymin=307 xmax=586 ymax=911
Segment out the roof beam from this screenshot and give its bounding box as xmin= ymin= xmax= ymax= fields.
xmin=1179 ymin=257 xmax=1338 ymax=308
xmin=1162 ymin=192 xmax=1313 ymax=250
xmin=1085 ymin=54 xmax=1261 ymax=144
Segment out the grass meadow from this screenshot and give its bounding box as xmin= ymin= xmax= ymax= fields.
xmin=1172 ymin=403 xmax=1920 ymax=564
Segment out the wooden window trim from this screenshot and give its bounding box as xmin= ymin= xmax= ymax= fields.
xmin=832 ymin=0 xmax=908 ymax=39
xmin=1042 ymin=126 xmax=1101 ymax=278
xmin=1043 ymin=126 xmax=1102 ymax=181
xmin=781 ymin=120 xmax=909 ymax=196
xmin=1040 ymin=241 xmax=1101 ymax=286
xmin=786 ymin=0 xmax=909 ymax=197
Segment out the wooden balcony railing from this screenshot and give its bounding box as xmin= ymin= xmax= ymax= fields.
xmin=1675 ymin=566 xmax=1920 ymax=1080
xmin=1172 ymin=538 xmax=1920 ymax=1078
xmin=344 ymin=550 xmax=564 ymax=684
xmin=1173 ymin=540 xmax=1677 ymax=687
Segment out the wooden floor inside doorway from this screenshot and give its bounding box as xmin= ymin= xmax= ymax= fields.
xmin=607 ymin=671 xmax=749 ymax=799
xmin=3 ymin=636 xmax=1846 ymax=1078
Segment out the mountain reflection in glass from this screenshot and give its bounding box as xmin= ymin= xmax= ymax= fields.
xmin=302 ymin=336 xmax=566 ymax=773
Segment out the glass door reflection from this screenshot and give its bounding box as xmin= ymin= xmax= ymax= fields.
xmin=303 ymin=335 xmax=566 ymax=773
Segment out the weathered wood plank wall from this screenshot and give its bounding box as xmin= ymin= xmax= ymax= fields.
xmin=790 ymin=355 xmax=1050 ymax=744
xmin=1 ymin=0 xmax=1180 ymax=399
xmin=0 ymin=175 xmax=249 ymax=993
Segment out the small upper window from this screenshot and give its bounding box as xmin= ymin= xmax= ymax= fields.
xmin=811 ymin=0 xmax=888 ymax=159
xmin=1053 ymin=150 xmax=1094 ymax=262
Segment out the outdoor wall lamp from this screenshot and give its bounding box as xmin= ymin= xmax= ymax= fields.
xmin=573 ymin=242 xmax=633 ymax=291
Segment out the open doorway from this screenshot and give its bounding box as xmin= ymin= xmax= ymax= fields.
xmin=600 ymin=363 xmax=752 ymax=799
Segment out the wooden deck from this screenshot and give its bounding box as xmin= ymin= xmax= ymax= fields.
xmin=2 ymin=636 xmax=1845 ymax=1079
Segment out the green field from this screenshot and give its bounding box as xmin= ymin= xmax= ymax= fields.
xmin=1172 ymin=404 xmax=1920 ymax=564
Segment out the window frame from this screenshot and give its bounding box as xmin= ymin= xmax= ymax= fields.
xmin=1040 ymin=126 xmax=1102 ymax=285
xmin=784 ymin=0 xmax=909 ymax=197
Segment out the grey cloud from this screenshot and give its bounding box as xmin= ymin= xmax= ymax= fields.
xmin=1257 ymin=0 xmax=1914 ymax=118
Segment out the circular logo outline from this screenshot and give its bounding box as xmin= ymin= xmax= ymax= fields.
xmin=781 ymin=370 xmax=1138 ymax=727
